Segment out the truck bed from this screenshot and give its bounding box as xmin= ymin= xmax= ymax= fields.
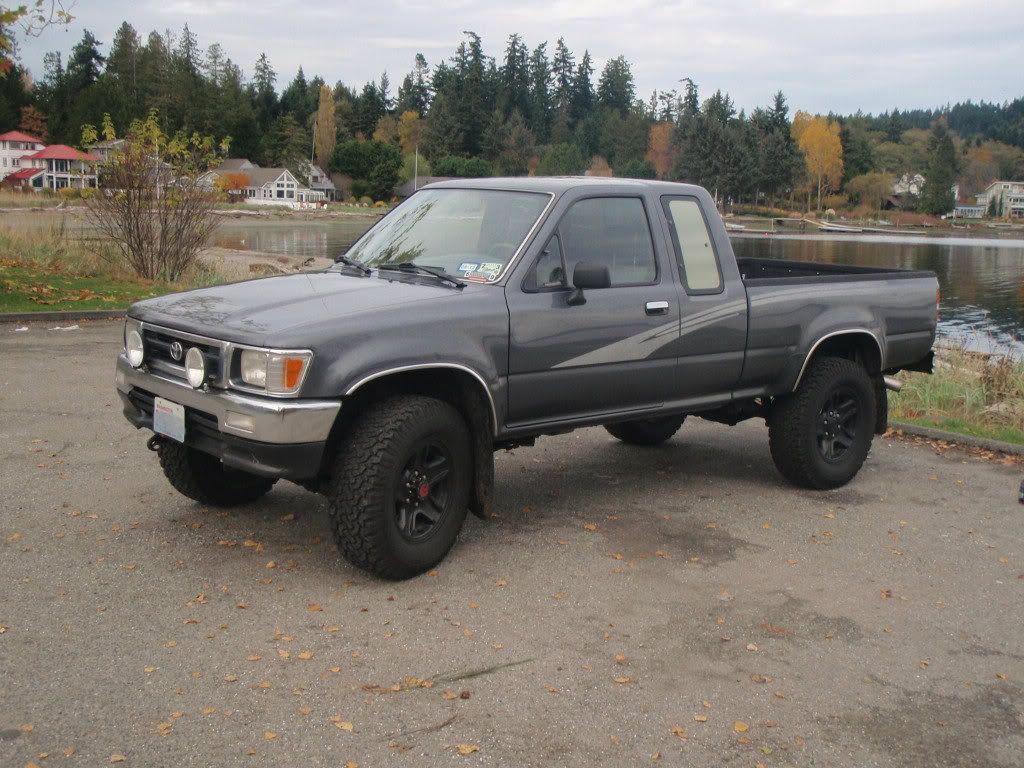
xmin=737 ymin=257 xmax=934 ymax=285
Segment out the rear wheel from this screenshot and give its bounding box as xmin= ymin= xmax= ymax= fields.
xmin=323 ymin=395 xmax=472 ymax=579
xmin=158 ymin=441 xmax=276 ymax=506
xmin=605 ymin=415 xmax=686 ymax=446
xmin=768 ymin=357 xmax=875 ymax=489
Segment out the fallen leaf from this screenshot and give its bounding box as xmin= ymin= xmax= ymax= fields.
xmin=278 ymin=649 xmax=290 ymax=659
xmin=613 ymin=676 xmax=632 ymax=684
xmin=329 ymin=666 xmax=341 ymax=673
xmin=455 ymin=743 xmax=479 ymax=755
xmin=693 ymin=714 xmax=708 ymax=722
xmin=263 ymin=731 xmax=278 ymax=741
xmin=143 ymin=666 xmax=157 ymax=674
xmin=256 ymin=680 xmax=272 ymax=689
xmin=774 ymin=691 xmax=786 ymax=699
xmin=297 ymin=650 xmax=314 ymax=660
xmin=20 ymin=724 xmax=33 ymax=733
xmin=746 ymin=643 xmax=759 ymax=652
xmin=247 ymin=654 xmax=262 ymax=662
xmin=495 ymin=579 xmax=508 ymax=587
xmin=462 ymin=628 xmax=474 ymax=638
xmin=655 ymin=550 xmax=669 ymax=558
xmin=334 ymin=721 xmax=354 ymax=732
xmin=614 ymin=654 xmax=627 ymax=664
xmin=110 ymin=755 xmax=126 ymax=763
xmin=63 ymin=747 xmax=75 ymax=758
xmin=299 ymin=706 xmax=312 ymax=716
xmin=201 ymin=707 xmax=216 ymax=715
xmin=223 ymin=674 xmax=238 ymax=683
xmin=670 ymin=725 xmax=688 ymax=740
xmin=307 ymin=604 xmax=323 ymax=612
xmin=583 ymin=522 xmax=598 ymax=531
xmin=750 ymin=674 xmax=772 ymax=684
xmin=468 ymin=601 xmax=480 ymax=609
xmin=442 ymin=690 xmax=459 ymax=700
xmin=880 ymin=588 xmax=893 ymax=599
xmin=734 ymin=721 xmax=749 ymax=733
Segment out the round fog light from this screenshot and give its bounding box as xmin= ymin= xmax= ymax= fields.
xmin=184 ymin=347 xmax=206 ymax=388
xmin=126 ymin=329 xmax=144 ymax=368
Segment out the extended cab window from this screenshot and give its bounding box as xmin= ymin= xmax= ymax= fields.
xmin=663 ymin=198 xmax=722 ymax=293
xmin=556 ymin=197 xmax=657 ymax=287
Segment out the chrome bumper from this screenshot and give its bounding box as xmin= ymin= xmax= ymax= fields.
xmin=115 ymin=354 xmax=340 ymax=444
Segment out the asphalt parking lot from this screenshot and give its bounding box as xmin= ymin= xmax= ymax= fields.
xmin=2 ymin=319 xmax=1023 ymax=768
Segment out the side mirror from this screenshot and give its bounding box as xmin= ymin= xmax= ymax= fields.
xmin=567 ymin=261 xmax=611 ymax=306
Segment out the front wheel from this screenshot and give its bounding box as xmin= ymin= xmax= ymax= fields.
xmin=605 ymin=415 xmax=686 ymax=446
xmin=768 ymin=357 xmax=876 ymax=489
xmin=158 ymin=441 xmax=276 ymax=506
xmin=323 ymin=395 xmax=472 ymax=579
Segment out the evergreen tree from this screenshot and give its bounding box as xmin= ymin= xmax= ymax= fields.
xmin=919 ymin=119 xmax=959 ymax=215
xmin=597 ymin=56 xmax=635 ymax=114
xmin=498 ymin=34 xmax=530 ymax=119
xmin=528 ymin=42 xmax=552 ymax=142
xmin=251 ymin=52 xmax=278 ymax=130
xmin=570 ymin=50 xmax=594 ymax=123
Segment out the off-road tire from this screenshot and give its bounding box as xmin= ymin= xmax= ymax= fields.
xmin=158 ymin=441 xmax=276 ymax=506
xmin=768 ymin=356 xmax=876 ymax=489
xmin=605 ymin=415 xmax=686 ymax=446
xmin=323 ymin=395 xmax=472 ymax=580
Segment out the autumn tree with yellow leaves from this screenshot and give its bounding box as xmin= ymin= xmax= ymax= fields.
xmin=313 ymin=84 xmax=336 ymax=171
xmin=645 ymin=122 xmax=674 ymax=179
xmin=791 ymin=111 xmax=844 ymax=212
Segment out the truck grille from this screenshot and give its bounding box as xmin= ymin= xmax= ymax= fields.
xmin=143 ymin=328 xmax=224 ymax=382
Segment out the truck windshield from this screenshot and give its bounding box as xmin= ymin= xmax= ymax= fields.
xmin=341 ymin=189 xmax=550 ymax=282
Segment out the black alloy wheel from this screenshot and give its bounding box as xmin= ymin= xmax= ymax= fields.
xmin=816 ymin=386 xmax=860 ymax=462
xmin=395 ymin=440 xmax=452 ymax=541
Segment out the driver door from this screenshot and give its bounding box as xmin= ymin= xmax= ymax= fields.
xmin=504 ymin=195 xmax=680 ymax=426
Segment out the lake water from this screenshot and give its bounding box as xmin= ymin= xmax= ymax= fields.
xmin=4 ymin=211 xmax=1023 ymax=354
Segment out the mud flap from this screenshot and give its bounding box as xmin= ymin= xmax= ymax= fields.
xmin=469 ymin=429 xmax=494 ymax=519
xmin=874 ymin=377 xmax=888 ymax=434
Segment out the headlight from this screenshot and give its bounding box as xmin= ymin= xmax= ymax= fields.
xmin=126 ymin=327 xmax=144 ymax=368
xmin=239 ymin=349 xmax=312 ymax=395
xmin=185 ymin=347 xmax=206 ymax=388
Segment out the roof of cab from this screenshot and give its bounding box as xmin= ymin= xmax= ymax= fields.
xmin=421 ymin=176 xmax=705 ymax=196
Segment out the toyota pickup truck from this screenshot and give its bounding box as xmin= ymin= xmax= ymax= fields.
xmin=116 ymin=178 xmax=938 ymax=578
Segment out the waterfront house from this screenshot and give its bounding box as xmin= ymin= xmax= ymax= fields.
xmin=9 ymin=145 xmax=99 ymax=190
xmin=0 ymin=130 xmax=46 ymax=180
xmin=198 ymin=159 xmax=325 ymax=206
xmin=299 ymin=160 xmax=337 ymax=201
xmin=975 ymin=180 xmax=1024 ymax=219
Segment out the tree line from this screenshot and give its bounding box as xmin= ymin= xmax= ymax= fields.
xmin=2 ymin=23 xmax=1023 ymax=211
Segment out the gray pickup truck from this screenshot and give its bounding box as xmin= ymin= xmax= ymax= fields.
xmin=116 ymin=178 xmax=938 ymax=578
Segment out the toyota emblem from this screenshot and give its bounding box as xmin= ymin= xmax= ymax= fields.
xmin=169 ymin=341 xmax=184 ymax=361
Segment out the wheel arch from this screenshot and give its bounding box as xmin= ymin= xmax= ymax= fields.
xmin=792 ymin=330 xmax=883 ymax=392
xmin=325 ymin=364 xmax=498 ymax=519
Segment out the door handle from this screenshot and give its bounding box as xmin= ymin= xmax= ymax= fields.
xmin=645 ymin=300 xmax=670 ymax=315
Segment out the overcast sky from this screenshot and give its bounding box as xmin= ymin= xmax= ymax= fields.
xmin=15 ymin=0 xmax=1024 ymax=115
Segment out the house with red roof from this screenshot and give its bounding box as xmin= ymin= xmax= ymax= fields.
xmin=6 ymin=143 xmax=99 ymax=191
xmin=0 ymin=130 xmax=46 ymax=181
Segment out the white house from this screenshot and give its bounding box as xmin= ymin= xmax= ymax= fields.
xmin=975 ymin=180 xmax=1024 ymax=219
xmin=299 ymin=160 xmax=337 ymax=201
xmin=242 ymin=167 xmax=326 ymax=205
xmin=199 ymin=160 xmax=326 ymax=206
xmin=0 ymin=130 xmax=46 ymax=180
xmin=4 ymin=144 xmax=98 ymax=190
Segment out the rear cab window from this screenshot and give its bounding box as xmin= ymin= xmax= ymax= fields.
xmin=661 ymin=197 xmax=723 ymax=294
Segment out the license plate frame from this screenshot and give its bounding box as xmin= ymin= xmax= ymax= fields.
xmin=153 ymin=396 xmax=186 ymax=443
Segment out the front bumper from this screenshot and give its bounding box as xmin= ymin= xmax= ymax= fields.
xmin=116 ymin=354 xmax=340 ymax=479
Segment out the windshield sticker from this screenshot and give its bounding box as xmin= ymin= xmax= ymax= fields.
xmin=465 ymin=274 xmax=489 ymax=283
xmin=479 ymin=262 xmax=503 ymax=277
xmin=458 ymin=262 xmax=480 ymax=274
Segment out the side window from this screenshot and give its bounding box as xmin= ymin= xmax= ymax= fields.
xmin=663 ymin=198 xmax=722 ymax=293
xmin=558 ymin=197 xmax=657 ymax=287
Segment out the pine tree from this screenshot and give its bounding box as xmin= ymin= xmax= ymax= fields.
xmin=570 ymin=51 xmax=594 ymax=123
xmin=597 ymin=56 xmax=635 ymax=114
xmin=919 ymin=119 xmax=959 ymax=215
xmin=528 ymin=42 xmax=552 ymax=142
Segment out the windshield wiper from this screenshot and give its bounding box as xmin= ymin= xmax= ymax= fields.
xmin=376 ymin=262 xmax=465 ymax=289
xmin=333 ymin=253 xmax=371 ymax=275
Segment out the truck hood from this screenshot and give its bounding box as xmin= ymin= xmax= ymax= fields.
xmin=129 ymin=271 xmax=460 ymax=345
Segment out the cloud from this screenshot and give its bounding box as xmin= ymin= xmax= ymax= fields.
xmin=14 ymin=0 xmax=1024 ymax=114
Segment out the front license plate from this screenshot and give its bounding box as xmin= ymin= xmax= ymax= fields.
xmin=153 ymin=396 xmax=186 ymax=443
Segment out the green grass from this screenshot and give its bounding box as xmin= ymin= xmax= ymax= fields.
xmin=0 ymin=225 xmax=218 ymax=313
xmin=0 ymin=261 xmax=172 ymax=312
xmin=890 ymin=345 xmax=1024 ymax=445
